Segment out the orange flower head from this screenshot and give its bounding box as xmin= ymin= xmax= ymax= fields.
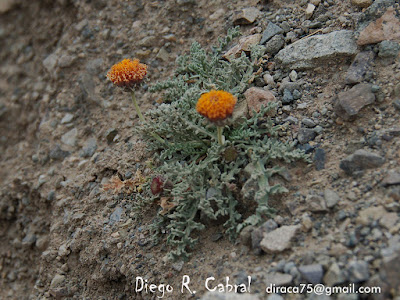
xmin=196 ymin=90 xmax=237 ymax=122
xmin=106 ymin=58 xmax=147 ymax=89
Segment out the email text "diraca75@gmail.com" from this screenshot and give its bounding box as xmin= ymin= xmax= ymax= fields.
xmin=135 ymin=275 xmax=252 ymax=298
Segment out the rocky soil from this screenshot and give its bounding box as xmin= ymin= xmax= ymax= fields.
xmin=0 ymin=0 xmax=400 ymax=299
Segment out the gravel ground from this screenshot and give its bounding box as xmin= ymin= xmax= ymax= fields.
xmin=0 ymin=0 xmax=399 ymax=299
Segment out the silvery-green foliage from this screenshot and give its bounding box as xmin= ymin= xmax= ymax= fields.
xmin=135 ymin=29 xmax=309 ymax=260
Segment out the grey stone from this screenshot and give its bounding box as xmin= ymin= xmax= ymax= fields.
xmin=306 ymin=194 xmax=328 ymax=212
xmin=263 ymin=73 xmax=274 ymax=85
xmin=280 ymin=21 xmax=291 ymax=33
xmin=61 ymin=128 xmax=78 ymax=147
xmin=292 ymin=89 xmax=302 ymax=100
xmin=265 ymin=35 xmax=285 ymax=55
xmin=382 ymin=170 xmax=400 ymax=186
xmin=49 ymin=144 xmax=70 ymax=160
xmin=267 ymin=295 xmax=284 ymax=300
xmin=340 ymin=149 xmax=385 ymax=175
xmin=284 ymin=116 xmax=298 ymax=124
xmin=334 ymin=83 xmax=375 ymax=120
xmin=61 ymin=113 xmax=74 ymax=124
xmin=50 ymin=274 xmax=66 ymax=288
xmin=109 ymin=207 xmax=123 ymax=225
xmin=43 ymin=53 xmax=58 ymax=73
xmin=80 ymin=138 xmax=97 ymax=158
xmin=347 ymin=261 xmax=370 ymax=283
xmin=298 ymin=264 xmax=323 ymax=284
xmin=298 ymin=128 xmax=317 ymax=144
xmin=289 ymin=70 xmax=298 ymax=82
xmin=324 ymin=189 xmax=340 ymax=208
xmin=345 ymin=51 xmax=375 ymax=85
xmin=314 ymin=148 xmax=326 ymax=171
xmin=282 ymin=89 xmax=293 ymax=104
xmin=260 ymin=22 xmax=284 ymax=44
xmin=22 ymin=233 xmax=37 ymax=246
xmin=260 ymin=225 xmax=301 ymax=253
xmin=250 ymin=220 xmax=278 ymax=254
xmin=264 ymin=272 xmax=293 ymax=286
xmin=261 ymin=219 xmax=278 ymax=232
xmin=278 ymin=78 xmax=303 ymax=94
xmin=324 ymin=263 xmax=346 ymax=286
xmin=58 ymin=243 xmax=70 ymax=257
xmin=378 ymin=40 xmax=400 ymax=58
xmin=58 ymin=54 xmax=76 ymax=68
xmin=275 ymin=30 xmax=358 ymax=70
xmin=305 ymin=3 xmax=316 ymax=19
xmin=302 ymin=118 xmax=316 ymax=128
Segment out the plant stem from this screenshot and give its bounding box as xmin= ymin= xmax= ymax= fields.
xmin=130 ymin=90 xmax=166 ymax=144
xmin=217 ymin=126 xmax=224 ymax=146
xmin=131 ymin=91 xmax=146 ymax=123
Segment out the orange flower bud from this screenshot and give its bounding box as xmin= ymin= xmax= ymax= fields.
xmin=196 ymin=90 xmax=237 ymax=122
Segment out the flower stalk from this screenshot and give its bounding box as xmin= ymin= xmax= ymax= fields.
xmin=131 ymin=90 xmax=165 ymax=144
xmin=217 ymin=126 xmax=224 ymax=146
xmin=131 ymin=91 xmax=145 ymax=123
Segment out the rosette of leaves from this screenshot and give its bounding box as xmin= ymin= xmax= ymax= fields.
xmin=134 ymin=28 xmax=309 ymax=260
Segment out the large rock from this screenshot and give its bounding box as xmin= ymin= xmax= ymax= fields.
xmin=340 ymin=149 xmax=385 ymax=175
xmin=275 ymin=30 xmax=358 ymax=70
xmin=334 ymin=83 xmax=375 ymax=120
xmin=357 ymin=7 xmax=400 ymax=46
xmin=260 ymin=225 xmax=300 ymax=253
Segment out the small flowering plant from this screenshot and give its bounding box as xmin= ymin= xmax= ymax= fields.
xmin=129 ymin=27 xmax=309 ymax=260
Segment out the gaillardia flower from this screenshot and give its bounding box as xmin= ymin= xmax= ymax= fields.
xmin=106 ymin=58 xmax=147 ymax=89
xmin=196 ymin=90 xmax=237 ymax=122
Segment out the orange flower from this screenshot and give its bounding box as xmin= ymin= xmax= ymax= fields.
xmin=106 ymin=58 xmax=147 ymax=89
xmin=196 ymin=90 xmax=237 ymax=122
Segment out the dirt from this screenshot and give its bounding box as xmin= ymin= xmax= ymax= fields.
xmin=0 ymin=0 xmax=400 ymax=299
